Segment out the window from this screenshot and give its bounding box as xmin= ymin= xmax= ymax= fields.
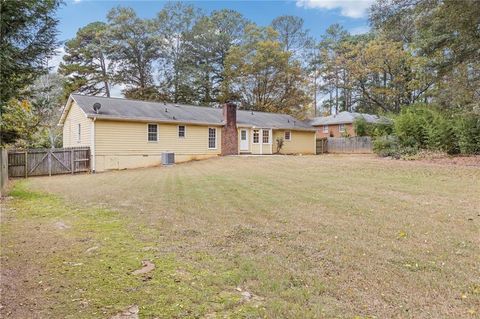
xmin=178 ymin=125 xmax=186 ymax=138
xmin=208 ymin=127 xmax=216 ymax=149
xmin=241 ymin=130 xmax=247 ymax=140
xmin=284 ymin=131 xmax=291 ymax=141
xmin=339 ymin=124 xmax=345 ymax=132
xmin=148 ymin=124 xmax=158 ymax=142
xmin=77 ymin=123 xmax=81 ymax=142
xmin=323 ymin=125 xmax=329 ymax=133
xmin=262 ymin=129 xmax=270 ymax=144
xmin=253 ymin=129 xmax=259 ymax=144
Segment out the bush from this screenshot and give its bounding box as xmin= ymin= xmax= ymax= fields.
xmin=394 ymin=105 xmax=460 ymax=154
xmin=354 ymin=117 xmax=394 ymax=137
xmin=373 ymin=136 xmax=418 ymax=158
xmin=275 ymin=137 xmax=284 ymax=153
xmin=455 ymin=113 xmax=480 ymax=154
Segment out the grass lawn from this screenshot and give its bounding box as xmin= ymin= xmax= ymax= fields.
xmin=1 ymin=155 xmax=479 ymax=318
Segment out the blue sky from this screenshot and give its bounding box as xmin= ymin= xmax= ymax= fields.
xmin=58 ymin=0 xmax=372 ymax=42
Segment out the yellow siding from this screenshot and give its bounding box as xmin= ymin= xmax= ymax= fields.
xmin=94 ymin=120 xmax=221 ymax=171
xmin=273 ymin=130 xmax=316 ymax=154
xmin=62 ymin=101 xmax=92 ymax=147
xmin=245 ymin=128 xmax=273 ymax=155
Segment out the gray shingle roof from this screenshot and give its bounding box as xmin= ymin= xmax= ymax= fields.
xmin=309 ymin=111 xmax=391 ymax=126
xmin=66 ymin=94 xmax=315 ymax=131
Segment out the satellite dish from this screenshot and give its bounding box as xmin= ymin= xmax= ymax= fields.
xmin=93 ymin=102 xmax=101 ymax=113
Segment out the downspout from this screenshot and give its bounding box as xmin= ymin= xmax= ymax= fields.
xmin=91 ymin=117 xmax=96 ymax=173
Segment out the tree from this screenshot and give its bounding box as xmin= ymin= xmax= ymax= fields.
xmin=29 ymin=73 xmax=66 ymax=148
xmin=107 ymin=7 xmax=161 ymax=100
xmin=316 ymin=24 xmax=350 ymax=114
xmin=271 ymin=15 xmax=312 ymax=59
xmin=60 ymin=22 xmax=112 ymax=98
xmin=223 ymin=25 xmax=311 ymax=117
xmin=155 ymin=2 xmax=202 ymax=103
xmin=0 ymin=0 xmax=61 ymax=144
xmin=346 ymin=38 xmax=432 ymax=113
xmin=0 ymin=74 xmax=66 ymax=148
xmin=370 ymin=0 xmax=480 ymax=112
xmin=184 ymin=9 xmax=248 ymax=104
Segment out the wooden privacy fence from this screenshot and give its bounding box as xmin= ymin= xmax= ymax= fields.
xmin=317 ymin=137 xmax=373 ymax=154
xmin=1 ymin=148 xmax=7 ymax=195
xmin=8 ymin=147 xmax=90 ymax=178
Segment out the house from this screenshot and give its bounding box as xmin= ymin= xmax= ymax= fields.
xmin=59 ymin=94 xmax=317 ymax=172
xmin=310 ymin=111 xmax=391 ymax=138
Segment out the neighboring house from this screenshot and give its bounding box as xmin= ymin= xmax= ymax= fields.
xmin=310 ymin=111 xmax=391 ymax=138
xmin=59 ymin=94 xmax=316 ymax=172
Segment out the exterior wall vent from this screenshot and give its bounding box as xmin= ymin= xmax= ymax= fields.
xmin=161 ymin=152 xmax=175 ymax=165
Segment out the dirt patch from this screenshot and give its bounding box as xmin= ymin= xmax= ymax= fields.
xmin=53 ymin=221 xmax=70 ymax=230
xmin=131 ymin=260 xmax=155 ymax=275
xmin=110 ymin=305 xmax=139 ymax=319
xmin=418 ymin=155 xmax=480 ymax=166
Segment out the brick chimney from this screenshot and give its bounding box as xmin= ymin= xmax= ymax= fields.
xmin=221 ymin=101 xmax=238 ymax=155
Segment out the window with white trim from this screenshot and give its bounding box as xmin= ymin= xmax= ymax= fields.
xmin=241 ymin=130 xmax=246 ymax=140
xmin=208 ymin=127 xmax=216 ymax=149
xmin=253 ymin=129 xmax=259 ymax=144
xmin=339 ymin=124 xmax=345 ymax=132
xmin=284 ymin=131 xmax=291 ymax=141
xmin=262 ymin=130 xmax=270 ymax=144
xmin=77 ymin=123 xmax=81 ymax=142
xmin=148 ymin=124 xmax=158 ymax=142
xmin=178 ymin=125 xmax=186 ymax=138
xmin=323 ymin=125 xmax=328 ymax=133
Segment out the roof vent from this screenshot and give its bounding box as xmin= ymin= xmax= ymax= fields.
xmin=287 ymin=119 xmax=290 ymax=123
xmin=251 ymin=111 xmax=254 ymax=115
xmin=165 ymin=108 xmax=168 ymax=112
xmin=93 ymin=102 xmax=101 ymax=113
xmin=172 ymin=116 xmax=176 ymax=120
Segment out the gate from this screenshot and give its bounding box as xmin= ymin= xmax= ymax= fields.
xmin=316 ymin=138 xmax=328 ymax=154
xmin=8 ymin=147 xmax=90 ymax=178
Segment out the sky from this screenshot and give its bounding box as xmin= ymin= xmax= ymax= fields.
xmin=53 ymin=0 xmax=373 ymax=96
xmin=58 ymin=0 xmax=372 ymax=42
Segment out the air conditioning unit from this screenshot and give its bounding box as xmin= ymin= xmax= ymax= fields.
xmin=161 ymin=152 xmax=175 ymax=165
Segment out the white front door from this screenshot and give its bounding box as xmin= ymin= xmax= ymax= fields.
xmin=240 ymin=129 xmax=249 ymax=151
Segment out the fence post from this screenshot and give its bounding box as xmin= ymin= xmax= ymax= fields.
xmin=25 ymin=151 xmax=28 ymax=178
xmin=48 ymin=150 xmax=52 ymax=176
xmin=71 ymin=149 xmax=74 ymax=174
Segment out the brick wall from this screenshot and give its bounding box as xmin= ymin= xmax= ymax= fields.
xmin=315 ymin=123 xmax=355 ymax=138
xmin=221 ymin=102 xmax=239 ymax=155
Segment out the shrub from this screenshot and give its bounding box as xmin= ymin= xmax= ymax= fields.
xmin=455 ymin=113 xmax=480 ymax=154
xmin=373 ymin=136 xmax=399 ymax=158
xmin=275 ymin=137 xmax=284 ymax=153
xmin=394 ymin=105 xmax=460 ymax=154
xmin=354 ymin=117 xmax=394 ymax=137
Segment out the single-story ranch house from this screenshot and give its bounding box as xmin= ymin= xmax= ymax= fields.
xmin=310 ymin=111 xmax=391 ymax=138
xmin=59 ymin=94 xmax=316 ymax=172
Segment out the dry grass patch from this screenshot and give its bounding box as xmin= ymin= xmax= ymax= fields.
xmin=1 ymin=155 xmax=479 ymax=318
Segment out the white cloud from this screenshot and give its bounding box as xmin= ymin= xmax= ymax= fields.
xmin=48 ymin=46 xmax=66 ymax=73
xmin=350 ymin=25 xmax=370 ymax=35
xmin=296 ymin=0 xmax=375 ymax=18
